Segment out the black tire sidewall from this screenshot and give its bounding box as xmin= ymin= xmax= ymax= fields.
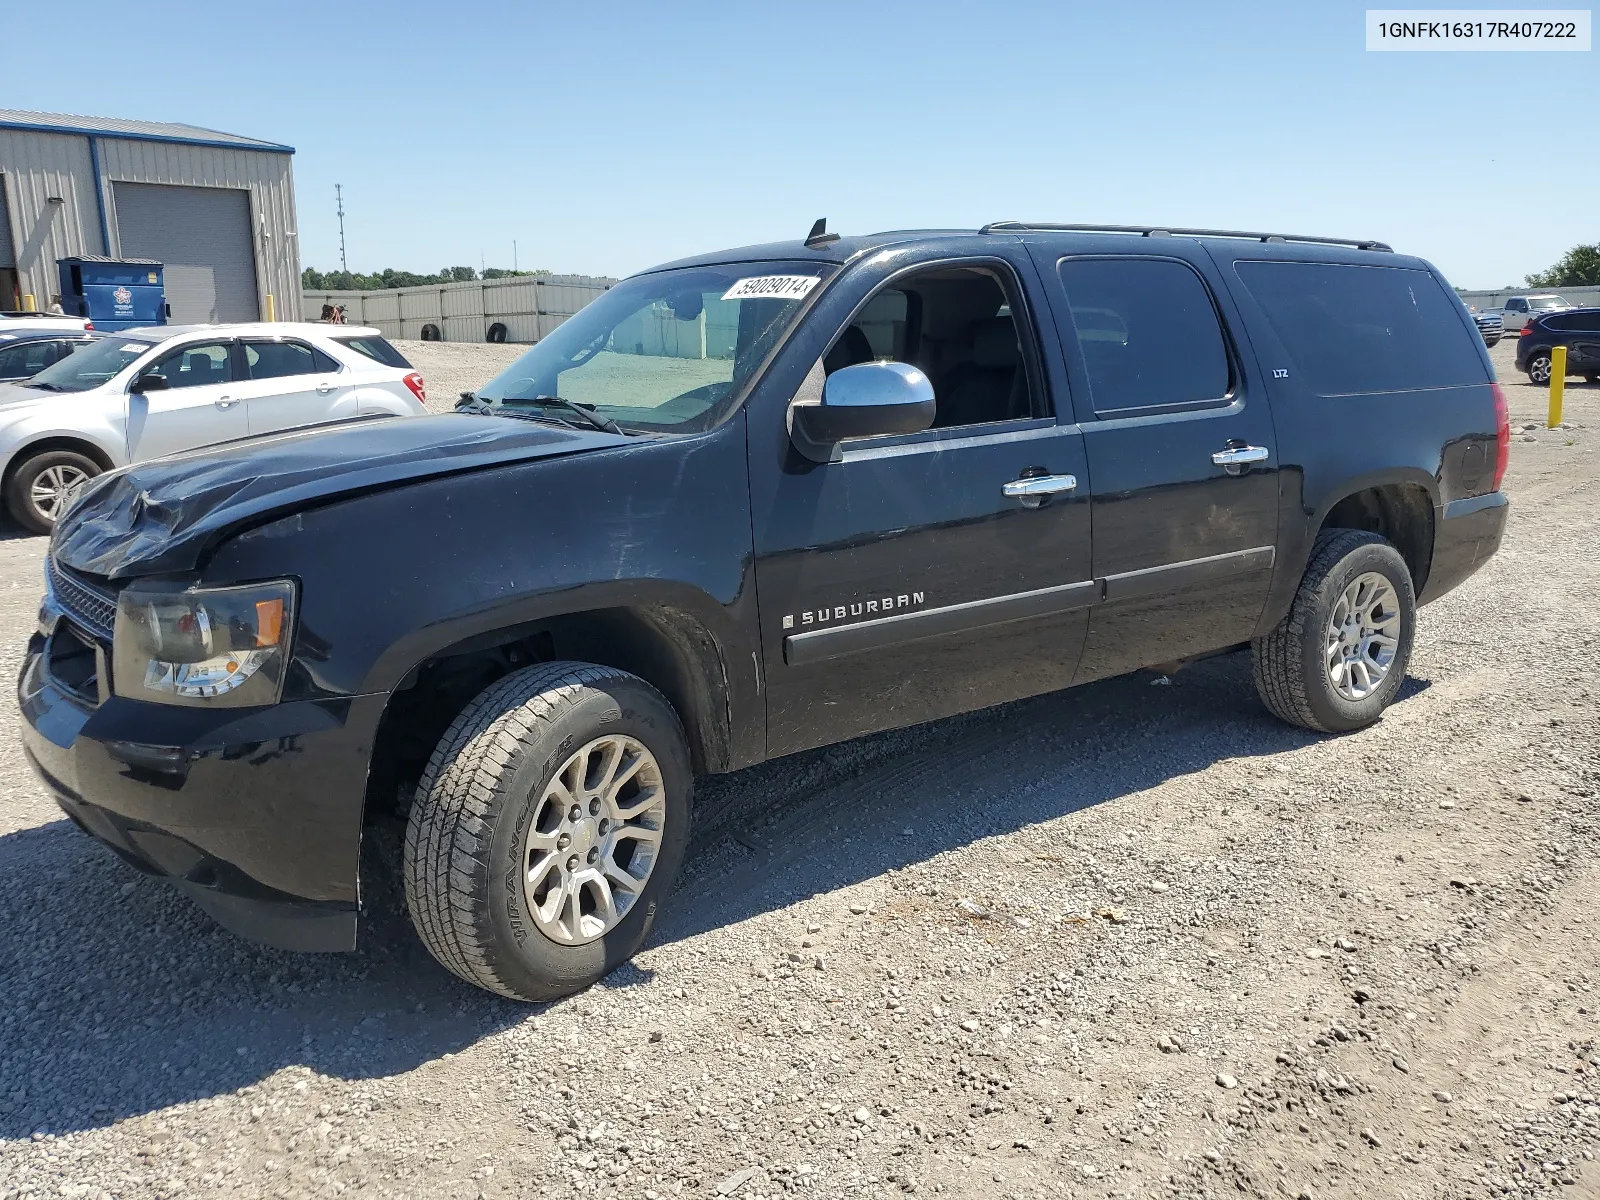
xmin=477 ymin=677 xmax=691 ymax=999
xmin=6 ymin=450 xmax=100 ymax=535
xmin=1297 ymin=541 xmax=1416 ymax=733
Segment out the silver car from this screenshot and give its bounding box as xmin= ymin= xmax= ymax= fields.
xmin=0 ymin=323 xmax=428 ymax=533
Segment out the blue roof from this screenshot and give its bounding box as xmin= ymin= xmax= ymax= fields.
xmin=0 ymin=109 xmax=293 ymax=153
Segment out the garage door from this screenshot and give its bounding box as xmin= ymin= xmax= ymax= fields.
xmin=112 ymin=182 xmax=258 ymax=323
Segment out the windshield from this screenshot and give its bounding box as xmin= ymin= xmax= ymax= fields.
xmin=474 ymin=262 xmax=834 ymax=433
xmin=26 ymin=336 xmax=153 ymax=393
xmin=1529 ymin=297 xmax=1568 ymax=310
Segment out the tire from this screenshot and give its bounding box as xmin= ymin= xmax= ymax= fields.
xmin=420 ymin=324 xmax=441 ymax=342
xmin=486 ymin=322 xmax=508 ymax=344
xmin=5 ymin=448 xmax=101 ymax=535
xmin=1585 ymin=375 xmax=1598 ymax=385
xmin=1251 ymin=529 xmax=1417 ymax=734
xmin=1527 ymin=353 xmax=1552 ymax=386
xmin=403 ymin=661 xmax=692 ymax=1001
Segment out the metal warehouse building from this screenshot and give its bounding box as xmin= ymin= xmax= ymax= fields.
xmin=0 ymin=109 xmax=298 ymax=323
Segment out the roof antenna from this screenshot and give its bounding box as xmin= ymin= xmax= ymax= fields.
xmin=804 ymin=218 xmax=840 ymax=249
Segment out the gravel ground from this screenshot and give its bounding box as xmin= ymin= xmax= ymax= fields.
xmin=1 ymin=340 xmax=1597 ymax=1200
xmin=393 ymin=340 xmax=526 ymax=412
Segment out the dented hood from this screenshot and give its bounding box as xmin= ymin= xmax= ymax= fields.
xmin=53 ymin=413 xmax=625 ymax=580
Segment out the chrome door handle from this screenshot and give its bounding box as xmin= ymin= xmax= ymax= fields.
xmin=1003 ymin=473 xmax=1077 ymax=498
xmin=315 ymin=382 xmax=337 ymax=394
xmin=1212 ymin=445 xmax=1269 ymax=466
xmin=214 ymin=397 xmax=236 ymax=410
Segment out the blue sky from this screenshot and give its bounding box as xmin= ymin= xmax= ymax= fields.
xmin=8 ymin=1 xmax=1595 ymax=287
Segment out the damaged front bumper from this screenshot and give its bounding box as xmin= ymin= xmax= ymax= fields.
xmin=19 ymin=633 xmax=387 ymax=953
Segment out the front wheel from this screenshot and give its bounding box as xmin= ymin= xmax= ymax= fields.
xmin=1251 ymin=530 xmax=1416 ymax=733
xmin=5 ymin=449 xmax=101 ymax=535
xmin=1527 ymin=353 xmax=1552 ymax=386
xmin=403 ymin=662 xmax=692 ymax=1001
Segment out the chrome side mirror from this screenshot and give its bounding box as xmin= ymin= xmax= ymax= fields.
xmin=790 ymin=361 xmax=935 ymax=460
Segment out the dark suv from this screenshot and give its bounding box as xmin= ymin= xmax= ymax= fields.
xmin=1515 ymin=307 xmax=1600 ymax=385
xmin=21 ymin=222 xmax=1510 ymax=1002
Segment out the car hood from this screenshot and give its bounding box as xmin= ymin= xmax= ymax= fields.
xmin=53 ymin=413 xmax=627 ymax=580
xmin=0 ymin=381 xmax=57 ymax=411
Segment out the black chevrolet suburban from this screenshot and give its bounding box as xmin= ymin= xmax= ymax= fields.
xmin=20 ymin=222 xmax=1510 ymax=1002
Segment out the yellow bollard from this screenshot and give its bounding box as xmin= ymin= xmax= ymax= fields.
xmin=20 ymin=294 xmax=35 ymax=312
xmin=1548 ymin=345 xmax=1567 ymax=428
xmin=264 ymin=293 xmax=275 ymax=322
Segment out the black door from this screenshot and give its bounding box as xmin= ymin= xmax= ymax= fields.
xmin=1552 ymin=311 xmax=1600 ymax=374
xmin=1023 ymin=235 xmax=1281 ymax=682
xmin=746 ymin=245 xmax=1094 ymax=756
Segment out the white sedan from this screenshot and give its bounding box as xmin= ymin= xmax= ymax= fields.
xmin=0 ymin=322 xmax=428 ymax=533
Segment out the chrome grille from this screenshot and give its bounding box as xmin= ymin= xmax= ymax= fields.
xmin=46 ymin=558 xmax=117 ymax=641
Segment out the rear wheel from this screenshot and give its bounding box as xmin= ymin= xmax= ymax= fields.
xmin=1527 ymin=353 xmax=1552 ymax=386
xmin=403 ymin=661 xmax=692 ymax=1001
xmin=5 ymin=449 xmax=100 ymax=535
xmin=486 ymin=322 xmax=508 ymax=344
xmin=1251 ymin=529 xmax=1416 ymax=733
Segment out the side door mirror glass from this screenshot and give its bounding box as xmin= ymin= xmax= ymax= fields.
xmin=790 ymin=361 xmax=936 ymax=461
xmin=129 ymin=372 xmax=169 ymax=395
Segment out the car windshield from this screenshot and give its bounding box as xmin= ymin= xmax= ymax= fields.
xmin=474 ymin=262 xmax=835 ymax=433
xmin=24 ymin=336 xmax=153 ymax=392
xmin=1529 ymin=297 xmax=1568 ymax=310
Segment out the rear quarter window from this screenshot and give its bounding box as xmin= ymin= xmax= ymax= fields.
xmin=334 ymin=336 xmax=412 ymax=369
xmin=1234 ymin=261 xmax=1486 ymax=395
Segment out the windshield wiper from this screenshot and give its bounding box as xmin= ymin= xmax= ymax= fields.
xmin=459 ymin=391 xmax=627 ymax=436
xmin=25 ymin=381 xmax=68 ymax=392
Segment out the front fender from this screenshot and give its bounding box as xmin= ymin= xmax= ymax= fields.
xmin=200 ymin=417 xmax=764 ymax=769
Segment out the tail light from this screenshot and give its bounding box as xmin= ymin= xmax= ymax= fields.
xmin=1519 ymin=325 xmax=1533 ymax=336
xmin=402 ymin=372 xmax=426 ymax=404
xmin=1491 ymin=381 xmax=1510 ymax=492
xmin=84 ymin=321 xmax=94 ymax=331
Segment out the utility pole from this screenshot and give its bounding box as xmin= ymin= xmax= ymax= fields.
xmin=336 ymin=184 xmax=348 ymax=274
xmin=513 ymin=240 xmax=518 ymax=272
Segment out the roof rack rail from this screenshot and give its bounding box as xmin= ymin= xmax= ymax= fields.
xmin=978 ymin=221 xmax=1392 ymax=252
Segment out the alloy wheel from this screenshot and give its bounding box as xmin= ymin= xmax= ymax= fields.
xmin=1529 ymin=356 xmax=1552 ymax=385
xmin=1324 ymin=571 xmax=1402 ymax=701
xmin=29 ymin=464 xmax=89 ymax=522
xmin=522 ymin=735 xmax=667 ymax=945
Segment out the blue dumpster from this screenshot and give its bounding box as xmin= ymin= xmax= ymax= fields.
xmin=57 ymin=257 xmax=168 ymax=331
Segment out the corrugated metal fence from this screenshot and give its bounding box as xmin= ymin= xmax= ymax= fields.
xmin=302 ymin=274 xmax=615 ymax=343
xmin=1457 ymin=286 xmax=1600 ymax=310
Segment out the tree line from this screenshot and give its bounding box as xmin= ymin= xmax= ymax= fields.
xmin=301 ymin=265 xmax=548 ymax=291
xmin=1524 ymin=243 xmax=1600 ymax=289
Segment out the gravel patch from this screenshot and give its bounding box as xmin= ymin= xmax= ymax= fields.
xmin=393 ymin=339 xmax=526 ymax=413
xmin=0 ymin=338 xmax=1596 ymax=1198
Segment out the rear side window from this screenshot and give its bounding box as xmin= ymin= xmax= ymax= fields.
xmin=1545 ymin=312 xmax=1600 ymax=333
xmin=1235 ymin=262 xmax=1485 ymax=396
xmin=1057 ymin=258 xmax=1231 ymax=413
xmin=335 ymin=336 xmax=411 ymax=369
xmin=243 ymin=340 xmax=319 ymax=380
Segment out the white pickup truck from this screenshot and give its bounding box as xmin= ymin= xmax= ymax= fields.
xmin=1496 ymin=294 xmax=1573 ymax=332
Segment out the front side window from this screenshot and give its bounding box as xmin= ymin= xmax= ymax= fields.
xmin=822 ymin=264 xmax=1042 ymax=430
xmin=1234 ymin=261 xmax=1485 ymax=396
xmin=0 ymin=340 xmax=59 ymax=378
xmin=1508 ymin=299 xmax=1527 ymax=311
xmin=25 ymin=336 xmax=154 ymax=393
xmin=1058 ymin=257 xmax=1231 ymax=414
xmin=148 ymin=342 xmax=234 ymax=389
xmin=475 ymin=261 xmax=834 ymax=434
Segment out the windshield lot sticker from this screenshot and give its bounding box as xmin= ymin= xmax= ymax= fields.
xmin=120 ymin=343 xmax=147 ymax=352
xmin=722 ymin=275 xmax=820 ymax=302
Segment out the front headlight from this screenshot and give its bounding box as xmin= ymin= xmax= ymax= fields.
xmin=112 ymin=580 xmax=297 ymax=707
